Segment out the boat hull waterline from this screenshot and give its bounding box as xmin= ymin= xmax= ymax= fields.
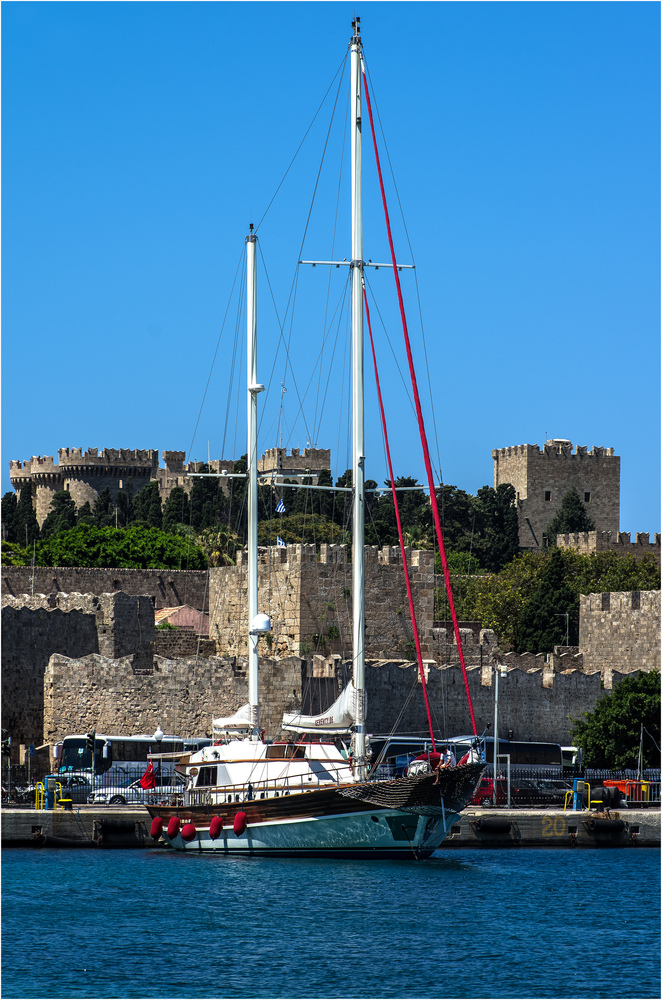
xmin=148 ymin=764 xmax=483 ymax=857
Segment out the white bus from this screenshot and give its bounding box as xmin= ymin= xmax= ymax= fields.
xmin=55 ymin=732 xmax=211 ymax=784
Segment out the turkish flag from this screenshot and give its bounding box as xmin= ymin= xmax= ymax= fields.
xmin=140 ymin=761 xmax=156 ymax=789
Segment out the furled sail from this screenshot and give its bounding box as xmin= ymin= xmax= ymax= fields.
xmin=281 ymin=679 xmax=363 ymax=735
xmin=212 ymin=703 xmax=252 ymax=734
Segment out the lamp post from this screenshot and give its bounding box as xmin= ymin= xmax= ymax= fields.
xmin=556 ymin=612 xmax=570 ymax=646
xmin=153 ymin=725 xmax=164 ymax=778
xmin=493 ymin=660 xmax=508 ymax=806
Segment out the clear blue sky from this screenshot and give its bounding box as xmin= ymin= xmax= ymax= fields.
xmin=2 ymin=1 xmax=659 ymax=535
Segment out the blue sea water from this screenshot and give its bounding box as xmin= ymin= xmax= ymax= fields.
xmin=1 ymin=847 xmax=659 ymax=1000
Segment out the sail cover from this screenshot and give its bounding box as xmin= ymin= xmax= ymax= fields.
xmin=212 ymin=703 xmax=252 ymax=734
xmin=281 ymin=680 xmax=363 ymax=735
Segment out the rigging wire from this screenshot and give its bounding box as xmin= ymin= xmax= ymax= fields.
xmin=363 ymin=284 xmax=436 ymax=750
xmin=362 ymin=61 xmax=477 ymax=737
xmin=362 ymin=57 xmax=445 ymax=486
xmin=187 ymin=246 xmax=245 ymax=462
xmin=254 ymin=52 xmax=348 ymax=235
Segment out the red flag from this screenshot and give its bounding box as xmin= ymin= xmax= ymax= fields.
xmin=140 ymin=761 xmax=156 ymax=789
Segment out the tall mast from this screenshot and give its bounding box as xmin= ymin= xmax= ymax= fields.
xmin=350 ymin=18 xmax=367 ymax=779
xmin=246 ymin=225 xmax=263 ymax=733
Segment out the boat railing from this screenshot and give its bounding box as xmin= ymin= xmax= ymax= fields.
xmin=184 ymin=762 xmax=351 ymax=807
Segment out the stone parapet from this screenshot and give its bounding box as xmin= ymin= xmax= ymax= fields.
xmin=556 ymin=530 xmax=661 ymax=564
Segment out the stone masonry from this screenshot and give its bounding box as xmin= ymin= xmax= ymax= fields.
xmin=43 ymin=652 xmax=303 ymax=748
xmin=2 ymin=566 xmax=208 ymax=611
xmin=556 ymin=530 xmax=660 ymax=565
xmin=580 ymin=590 xmax=661 ymax=680
xmin=493 ymin=440 xmax=620 ymax=549
xmin=209 ymin=543 xmax=435 ymax=660
xmin=1 ymin=592 xmax=154 ymax=745
xmin=39 ymin=650 xmax=628 ymax=749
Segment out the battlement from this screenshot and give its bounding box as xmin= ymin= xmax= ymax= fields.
xmin=257 ymin=447 xmax=331 ymax=476
xmin=557 ymin=530 xmax=661 ymax=563
xmin=57 ymin=448 xmax=159 ymax=467
xmin=492 ymin=441 xmax=616 ymax=461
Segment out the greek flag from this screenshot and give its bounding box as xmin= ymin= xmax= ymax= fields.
xmin=277 ymin=536 xmax=286 ymax=547
xmin=276 ymin=499 xmax=286 ymax=514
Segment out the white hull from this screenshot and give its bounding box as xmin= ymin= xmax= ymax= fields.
xmin=162 ymin=806 xmax=461 ymax=858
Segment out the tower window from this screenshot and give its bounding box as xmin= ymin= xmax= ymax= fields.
xmin=544 ymin=491 xmax=551 ymax=502
xmin=584 ymin=492 xmax=591 ymax=503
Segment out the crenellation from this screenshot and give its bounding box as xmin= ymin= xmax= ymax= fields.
xmin=556 ymin=530 xmax=660 ymax=565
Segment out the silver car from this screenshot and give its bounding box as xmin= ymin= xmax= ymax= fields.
xmin=88 ymin=772 xmax=186 ymax=806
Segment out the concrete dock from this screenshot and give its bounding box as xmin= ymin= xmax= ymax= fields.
xmin=1 ymin=804 xmax=659 ymax=849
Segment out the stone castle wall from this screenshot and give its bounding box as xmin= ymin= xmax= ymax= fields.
xmin=43 ymin=653 xmax=303 ymax=747
xmin=580 ymin=590 xmax=661 ymax=678
xmin=1 ymin=566 xmax=208 ymax=611
xmin=39 ymin=651 xmax=628 ymax=749
xmin=493 ymin=440 xmax=620 ymax=549
xmin=209 ymin=543 xmax=436 ymax=660
xmin=1 ymin=591 xmax=154 ymax=745
xmin=556 ymin=530 xmax=660 ymax=565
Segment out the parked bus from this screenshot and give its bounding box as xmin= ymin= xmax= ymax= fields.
xmin=55 ymin=732 xmax=211 ymax=784
xmin=447 ymin=735 xmax=564 ymax=770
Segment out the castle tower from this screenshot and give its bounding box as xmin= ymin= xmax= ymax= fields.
xmin=493 ymin=440 xmax=620 ymax=549
xmin=10 ymin=449 xmax=160 ymax=526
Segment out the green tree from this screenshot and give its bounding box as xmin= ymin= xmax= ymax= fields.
xmin=15 ymin=483 xmax=40 ymax=547
xmin=76 ymin=501 xmax=95 ymax=526
xmin=196 ymin=525 xmax=242 ymax=566
xmin=1 ymin=542 xmax=30 ymax=566
xmin=472 ymin=483 xmax=520 ymax=572
xmin=40 ymin=491 xmax=78 ymax=538
xmin=131 ymin=481 xmax=163 ymax=529
xmin=162 ymin=486 xmax=191 ymax=533
xmin=1 ymin=492 xmax=19 ymax=543
xmin=571 ymin=671 xmax=661 ymax=770
xmin=435 ymin=484 xmax=475 ymax=553
xmin=258 ymin=512 xmax=349 ymax=547
xmin=93 ymin=487 xmax=116 ymax=529
xmin=36 ymin=523 xmax=207 ymax=570
xmin=514 ymin=548 xmax=578 ymax=652
xmin=544 ymin=487 xmax=595 ymax=546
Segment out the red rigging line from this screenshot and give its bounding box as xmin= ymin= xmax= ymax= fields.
xmin=361 ymin=63 xmax=477 ymax=736
xmin=362 ymin=285 xmax=436 ymax=751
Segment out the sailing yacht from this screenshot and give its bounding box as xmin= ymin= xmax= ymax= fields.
xmin=147 ymin=21 xmax=483 ymax=858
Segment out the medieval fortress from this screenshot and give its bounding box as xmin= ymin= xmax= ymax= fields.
xmin=9 ymin=446 xmax=331 ymax=526
xmin=3 ymin=439 xmax=660 ymax=761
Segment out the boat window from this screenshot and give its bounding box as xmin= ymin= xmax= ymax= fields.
xmin=196 ymin=766 xmax=218 ymax=786
xmin=266 ymin=745 xmax=306 ymax=760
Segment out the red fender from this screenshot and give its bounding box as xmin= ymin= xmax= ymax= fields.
xmin=233 ymin=811 xmax=248 ymax=836
xmin=180 ymin=822 xmax=197 ymax=842
xmin=209 ymin=816 xmax=224 ymax=840
xmin=150 ymin=817 xmax=164 ymax=841
xmin=166 ymin=816 xmax=181 ymax=839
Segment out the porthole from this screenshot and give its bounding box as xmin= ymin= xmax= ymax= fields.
xmin=371 ymin=815 xmax=380 ymax=823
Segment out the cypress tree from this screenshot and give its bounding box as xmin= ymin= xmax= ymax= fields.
xmin=162 ymin=486 xmax=191 ymax=533
xmin=41 ymin=491 xmax=78 ymax=538
xmin=15 ymin=483 xmax=40 ymax=547
xmin=544 ymin=487 xmax=595 ymax=546
xmin=514 ymin=548 xmax=578 ymax=653
xmin=1 ymin=492 xmax=19 ymax=543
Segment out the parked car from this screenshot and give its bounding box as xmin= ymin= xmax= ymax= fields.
xmin=469 ymin=777 xmax=507 ymax=806
xmin=89 ymin=772 xmax=186 ymax=806
xmin=16 ymin=774 xmax=95 ymax=804
xmin=468 ymin=777 xmax=570 ymax=807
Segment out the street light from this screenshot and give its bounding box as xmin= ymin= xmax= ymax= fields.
xmin=556 ymin=612 xmax=570 ymax=646
xmin=153 ymin=725 xmax=164 ymax=777
xmin=492 ymin=659 xmax=508 ymax=806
